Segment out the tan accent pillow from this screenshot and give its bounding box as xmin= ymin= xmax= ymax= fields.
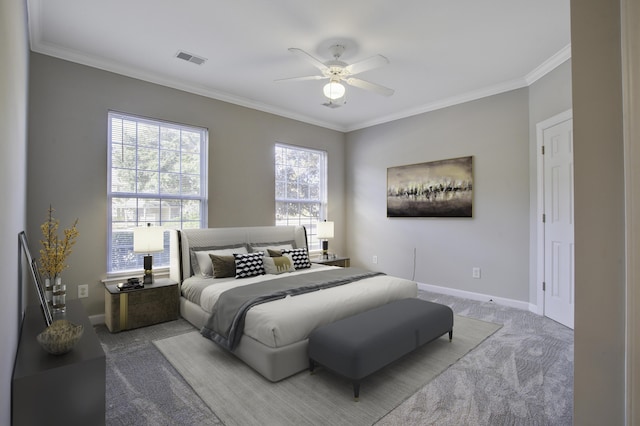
xmin=263 ymin=255 xmax=296 ymax=275
xmin=209 ymin=254 xmax=236 ymax=278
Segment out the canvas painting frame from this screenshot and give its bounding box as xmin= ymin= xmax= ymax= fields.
xmin=19 ymin=231 xmax=53 ymax=326
xmin=387 ymin=156 xmax=473 ymax=218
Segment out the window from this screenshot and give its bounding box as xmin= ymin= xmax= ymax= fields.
xmin=275 ymin=143 xmax=327 ymax=250
xmin=107 ymin=111 xmax=208 ymax=273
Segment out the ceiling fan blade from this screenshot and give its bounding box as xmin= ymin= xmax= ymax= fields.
xmin=346 ymin=77 xmax=395 ymax=96
xmin=274 ymin=75 xmax=327 ymax=83
xmin=345 ymin=54 xmax=390 ymax=75
xmin=288 ymin=48 xmax=328 ymax=72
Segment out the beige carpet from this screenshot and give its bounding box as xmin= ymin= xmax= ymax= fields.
xmin=154 ymin=315 xmax=500 ymax=426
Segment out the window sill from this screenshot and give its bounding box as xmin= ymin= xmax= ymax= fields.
xmin=103 ymin=267 xmax=170 ymax=285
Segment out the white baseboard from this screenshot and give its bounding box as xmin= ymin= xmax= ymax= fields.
xmin=88 ymin=285 xmax=538 ymax=325
xmin=90 ymin=313 xmax=105 ymax=326
xmin=417 ymin=282 xmax=538 ymax=313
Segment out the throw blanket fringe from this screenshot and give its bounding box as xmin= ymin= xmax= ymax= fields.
xmin=201 ymin=268 xmax=385 ymax=350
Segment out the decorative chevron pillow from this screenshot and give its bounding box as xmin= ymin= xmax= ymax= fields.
xmin=233 ymin=252 xmax=265 ymax=278
xmin=281 ymin=248 xmax=311 ymax=269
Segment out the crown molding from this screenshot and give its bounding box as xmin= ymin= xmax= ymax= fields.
xmin=525 ymin=44 xmax=572 ymax=85
xmin=29 ymin=42 xmax=347 ymax=132
xmin=346 ymin=77 xmax=529 ymax=132
xmin=29 ymin=33 xmax=571 ymax=134
xmin=348 ymin=44 xmax=573 ymax=132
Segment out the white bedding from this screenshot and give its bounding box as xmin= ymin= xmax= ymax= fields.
xmin=181 ymin=265 xmax=417 ymax=348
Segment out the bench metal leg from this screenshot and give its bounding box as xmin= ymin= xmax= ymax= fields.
xmin=353 ymin=382 xmax=360 ymax=402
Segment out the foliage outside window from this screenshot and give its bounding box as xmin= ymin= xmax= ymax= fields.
xmin=275 ymin=143 xmax=327 ymax=251
xmin=107 ymin=111 xmax=208 ymax=273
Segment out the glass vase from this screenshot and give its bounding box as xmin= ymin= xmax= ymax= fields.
xmin=52 ymin=276 xmax=66 ymax=314
xmin=44 ymin=278 xmax=53 ymax=308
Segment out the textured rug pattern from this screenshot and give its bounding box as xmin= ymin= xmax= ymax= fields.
xmin=98 ymin=320 xmax=221 ymax=425
xmin=153 ymin=315 xmax=499 ymax=426
xmin=97 ymin=290 xmax=574 ymax=425
xmin=376 ymin=290 xmax=574 ymax=425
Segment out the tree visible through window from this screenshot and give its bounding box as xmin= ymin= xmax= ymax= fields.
xmin=275 ymin=143 xmax=327 ymax=250
xmin=107 ymin=111 xmax=208 ymax=273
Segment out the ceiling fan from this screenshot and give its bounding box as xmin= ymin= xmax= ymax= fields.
xmin=276 ymin=44 xmax=394 ymax=106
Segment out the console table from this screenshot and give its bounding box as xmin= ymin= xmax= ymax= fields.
xmin=12 ymin=299 xmax=105 ymax=425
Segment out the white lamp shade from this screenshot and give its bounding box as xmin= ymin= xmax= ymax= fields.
xmin=323 ymin=81 xmax=345 ymax=100
xmin=317 ymin=221 xmax=334 ymax=239
xmin=133 ymin=225 xmax=164 ymax=253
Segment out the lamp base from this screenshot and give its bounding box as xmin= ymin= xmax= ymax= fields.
xmin=322 ymin=240 xmax=329 ymax=259
xmin=143 ymin=255 xmax=154 ymax=284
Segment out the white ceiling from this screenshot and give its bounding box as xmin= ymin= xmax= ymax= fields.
xmin=27 ymin=0 xmax=571 ymax=132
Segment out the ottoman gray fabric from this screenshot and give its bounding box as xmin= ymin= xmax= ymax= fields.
xmin=308 ymin=298 xmax=454 ymax=400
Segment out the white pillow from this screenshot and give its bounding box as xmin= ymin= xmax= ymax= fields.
xmin=250 ymin=242 xmax=294 ymax=255
xmin=195 ymin=246 xmax=248 ymax=277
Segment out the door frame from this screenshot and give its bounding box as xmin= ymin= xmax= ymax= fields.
xmin=536 ymin=108 xmax=573 ymax=316
xmin=622 ymin=0 xmax=639 ymax=421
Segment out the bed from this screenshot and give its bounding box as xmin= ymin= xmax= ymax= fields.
xmin=169 ymin=225 xmax=417 ymax=382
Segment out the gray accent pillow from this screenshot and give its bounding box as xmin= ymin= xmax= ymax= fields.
xmin=209 ymin=254 xmax=236 ymax=278
xmin=190 ymin=243 xmax=248 ymax=276
xmin=267 ymin=248 xmax=283 ymax=257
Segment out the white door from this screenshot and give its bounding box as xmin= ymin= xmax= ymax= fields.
xmin=542 ymin=117 xmax=574 ymax=329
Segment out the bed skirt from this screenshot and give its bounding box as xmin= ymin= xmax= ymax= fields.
xmin=180 ymin=297 xmax=310 ymax=382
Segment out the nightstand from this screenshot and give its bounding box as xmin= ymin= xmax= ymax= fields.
xmin=311 ymin=256 xmax=351 ymax=267
xmin=104 ymin=277 xmax=179 ymax=332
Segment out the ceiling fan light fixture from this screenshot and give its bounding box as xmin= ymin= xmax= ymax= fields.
xmin=323 ymin=81 xmax=345 ymax=100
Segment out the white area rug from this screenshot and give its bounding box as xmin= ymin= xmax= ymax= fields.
xmin=154 ymin=315 xmax=500 ymax=426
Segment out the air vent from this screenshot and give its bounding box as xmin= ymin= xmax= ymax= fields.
xmin=175 ymin=50 xmax=207 ymax=65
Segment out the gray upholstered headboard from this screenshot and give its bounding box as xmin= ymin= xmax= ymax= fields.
xmin=169 ymin=225 xmax=308 ymax=283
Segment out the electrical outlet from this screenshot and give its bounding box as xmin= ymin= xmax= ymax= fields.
xmin=472 ymin=267 xmax=481 ymax=279
xmin=78 ymin=284 xmax=89 ymax=298
xmin=372 ymin=255 xmax=378 ymax=264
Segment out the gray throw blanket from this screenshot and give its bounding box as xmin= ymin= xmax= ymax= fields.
xmin=201 ymin=268 xmax=384 ymax=350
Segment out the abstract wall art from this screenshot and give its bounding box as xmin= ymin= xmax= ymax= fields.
xmin=387 ymin=156 xmax=473 ymax=217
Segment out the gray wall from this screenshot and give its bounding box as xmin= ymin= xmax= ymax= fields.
xmin=27 ymin=53 xmax=346 ymax=317
xmin=345 ymin=89 xmax=531 ymax=302
xmin=571 ymin=0 xmax=626 ymax=422
xmin=0 ymin=0 xmax=29 ymax=422
xmin=344 ymin=62 xmax=573 ymax=308
xmin=527 ymin=61 xmax=573 ymax=304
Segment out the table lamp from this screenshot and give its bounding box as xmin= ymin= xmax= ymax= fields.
xmin=317 ymin=220 xmax=334 ymax=259
xmin=133 ymin=223 xmax=164 ymax=284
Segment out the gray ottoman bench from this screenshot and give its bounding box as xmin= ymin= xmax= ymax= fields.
xmin=308 ymin=298 xmax=454 ymax=400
